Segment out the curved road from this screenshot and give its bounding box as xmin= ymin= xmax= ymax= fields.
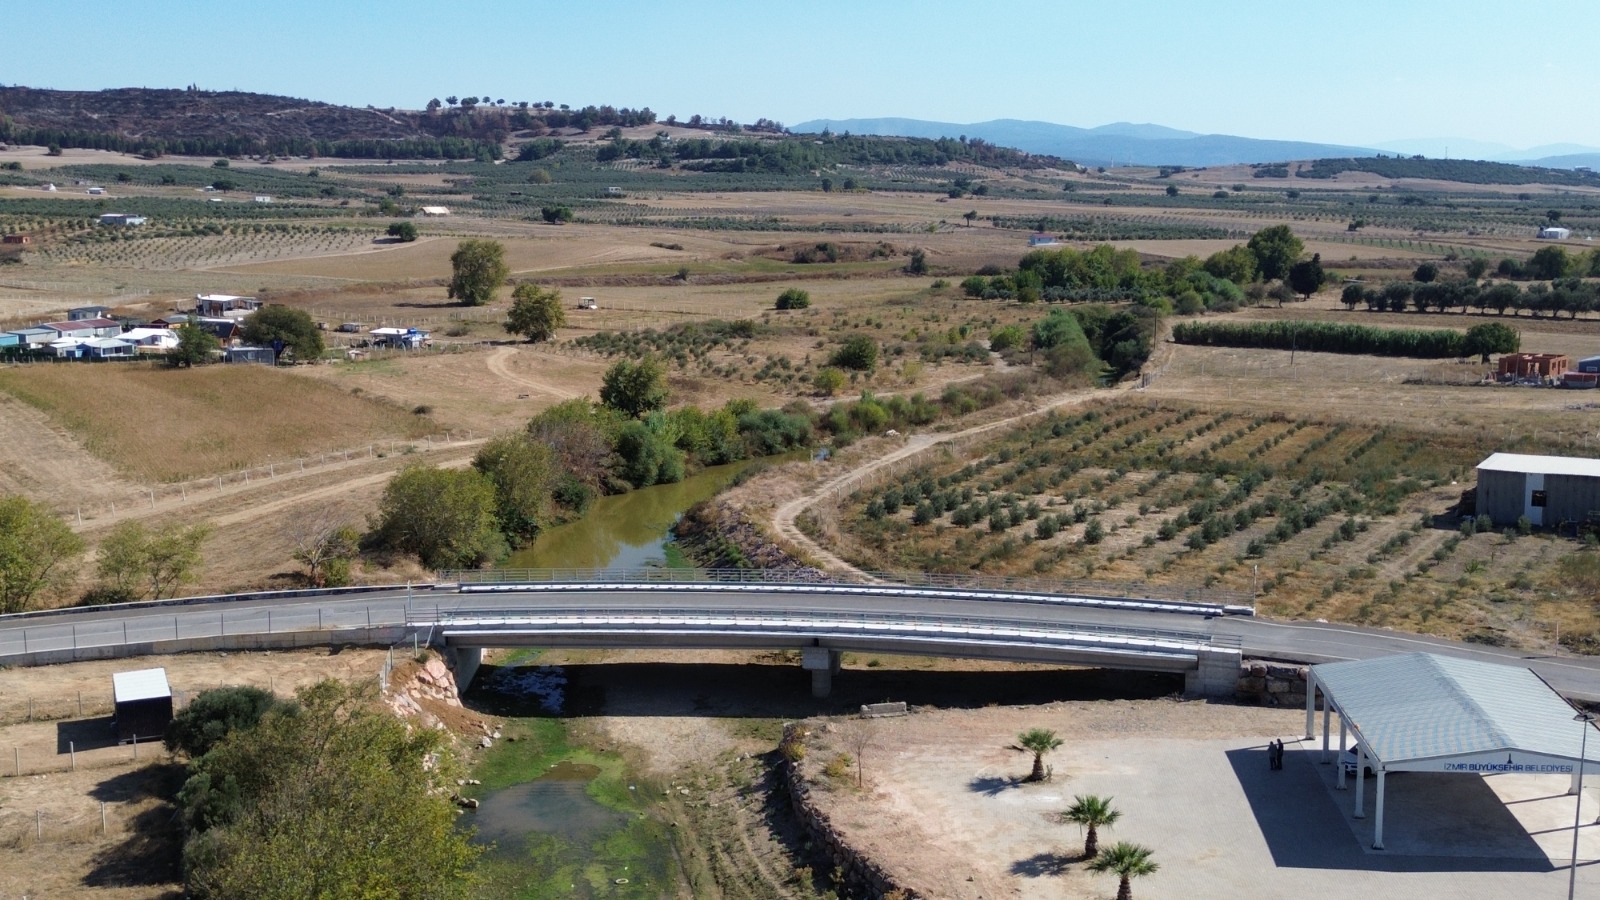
xmin=5 ymin=585 xmax=1600 ymax=700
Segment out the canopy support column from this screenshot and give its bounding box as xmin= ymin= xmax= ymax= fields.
xmin=1373 ymin=769 xmax=1387 ymax=850
xmin=1304 ymin=670 xmax=1316 ymax=741
xmin=1321 ymin=699 xmax=1331 ymax=763
xmin=1354 ymin=747 xmax=1366 ymax=819
xmin=1337 ymin=716 xmax=1348 ymax=790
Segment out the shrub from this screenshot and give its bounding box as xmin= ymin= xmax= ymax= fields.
xmin=830 ymin=335 xmax=879 ymax=371
xmin=775 ymin=288 xmax=811 ymax=310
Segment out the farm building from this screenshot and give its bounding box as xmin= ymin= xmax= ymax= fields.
xmin=1497 ymin=352 xmax=1570 ymax=381
xmin=0 ymin=333 xmax=20 ymax=351
xmin=43 ymin=318 xmax=121 ymax=339
xmin=8 ymin=327 xmax=57 ymax=348
xmin=45 ymin=338 xmax=84 ymax=359
xmin=68 ymin=305 xmax=113 ymax=320
xmin=111 ymin=668 xmax=173 ymax=744
xmin=1 ymin=234 xmax=30 ymax=245
xmin=419 ymin=206 xmax=451 ymax=216
xmin=1578 ymin=356 xmax=1600 ymax=375
xmin=97 ymin=213 xmax=146 ymax=227
xmin=194 ymin=293 xmax=261 ymax=316
xmin=253 ymin=195 xmax=272 ymax=203
xmin=370 ymin=326 xmax=429 ymax=349
xmin=1028 ymin=233 xmax=1061 ymax=247
xmin=1538 ymin=226 xmax=1572 ymax=240
xmin=1475 ymin=452 xmax=1600 ymax=528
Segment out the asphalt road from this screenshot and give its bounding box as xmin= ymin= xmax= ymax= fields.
xmin=4 ymin=586 xmax=1599 ymax=699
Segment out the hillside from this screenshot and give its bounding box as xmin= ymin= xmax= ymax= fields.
xmin=0 ymin=86 xmax=530 ymax=160
xmin=791 ymin=116 xmax=1382 ymax=167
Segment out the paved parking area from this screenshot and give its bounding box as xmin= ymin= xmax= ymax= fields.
xmin=1088 ymin=734 xmax=1600 ymax=897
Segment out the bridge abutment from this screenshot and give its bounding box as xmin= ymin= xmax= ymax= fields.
xmin=443 ymin=646 xmax=482 ymax=691
xmin=1186 ymin=647 xmax=1242 ymax=699
xmin=802 ymin=647 xmax=842 ymax=698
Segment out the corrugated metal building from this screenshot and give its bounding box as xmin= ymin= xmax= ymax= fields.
xmin=1476 ymin=452 xmax=1600 ymax=528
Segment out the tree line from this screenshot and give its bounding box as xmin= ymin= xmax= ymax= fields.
xmin=1171 ymin=319 xmax=1520 ymax=360
xmin=1342 ymin=278 xmax=1600 ymax=319
xmin=0 ymin=120 xmax=499 ymax=160
xmin=1297 ymin=156 xmax=1600 ymax=188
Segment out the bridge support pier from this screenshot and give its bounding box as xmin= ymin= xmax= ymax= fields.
xmin=443 ymin=646 xmax=482 ymax=692
xmin=1185 ymin=647 xmax=1241 ymax=700
xmin=802 ymin=647 xmax=841 ymax=699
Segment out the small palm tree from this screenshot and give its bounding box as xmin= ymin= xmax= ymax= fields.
xmin=1088 ymin=842 xmax=1158 ymax=900
xmin=1016 ymin=728 xmax=1063 ymax=782
xmin=1062 ymin=794 xmax=1121 ymax=858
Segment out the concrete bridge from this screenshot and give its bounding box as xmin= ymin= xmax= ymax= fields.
xmin=2 ymin=570 xmax=1599 ymax=702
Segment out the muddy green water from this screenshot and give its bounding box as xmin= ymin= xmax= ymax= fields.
xmin=503 ymin=453 xmax=799 ymax=571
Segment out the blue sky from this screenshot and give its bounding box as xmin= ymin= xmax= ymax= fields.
xmin=7 ymin=0 xmax=1596 ymax=152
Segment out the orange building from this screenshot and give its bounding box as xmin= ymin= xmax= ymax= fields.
xmin=1497 ymin=353 xmax=1570 ymax=379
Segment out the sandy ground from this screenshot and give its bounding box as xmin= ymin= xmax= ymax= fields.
xmin=0 ymin=648 xmax=389 ymax=900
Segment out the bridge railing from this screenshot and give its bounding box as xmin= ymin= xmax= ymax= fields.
xmin=439 ymin=567 xmax=1254 ymax=609
xmin=419 ymin=604 xmax=1217 ymax=648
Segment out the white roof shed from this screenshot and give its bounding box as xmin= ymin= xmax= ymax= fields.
xmin=1477 ymin=452 xmax=1600 ymax=479
xmin=112 ymin=667 xmax=172 ymax=704
xmin=1306 ymin=652 xmax=1600 ymax=850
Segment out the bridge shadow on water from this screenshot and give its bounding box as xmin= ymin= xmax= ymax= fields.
xmin=463 ymin=656 xmax=1183 ymax=719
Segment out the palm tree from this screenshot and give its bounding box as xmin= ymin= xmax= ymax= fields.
xmin=1088 ymin=842 xmax=1158 ymax=900
xmin=1016 ymin=728 xmax=1063 ymax=782
xmin=1062 ymin=794 xmax=1121 ymax=858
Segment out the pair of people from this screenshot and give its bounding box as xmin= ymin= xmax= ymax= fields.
xmin=1268 ymin=738 xmax=1285 ymax=770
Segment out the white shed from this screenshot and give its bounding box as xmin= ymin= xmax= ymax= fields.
xmin=1539 ymin=226 xmax=1572 ymax=240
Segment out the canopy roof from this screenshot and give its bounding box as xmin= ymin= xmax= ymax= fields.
xmin=1312 ymin=653 xmax=1600 ymax=770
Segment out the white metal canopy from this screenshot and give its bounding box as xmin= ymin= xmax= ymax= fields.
xmin=1305 ymin=652 xmax=1600 ymax=850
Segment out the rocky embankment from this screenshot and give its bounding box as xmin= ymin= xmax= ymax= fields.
xmin=674 ymin=498 xmax=829 ymax=577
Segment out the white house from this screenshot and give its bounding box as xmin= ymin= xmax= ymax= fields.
xmin=419 ymin=206 xmax=451 ymax=216
xmin=98 ymin=213 xmax=147 ymax=227
xmin=1028 ymin=233 xmax=1061 ymax=247
xmin=1539 ymin=226 xmax=1572 ymax=240
xmin=253 ymin=195 xmax=272 ymax=203
xmin=81 ymin=337 xmax=135 ymax=360
xmin=194 ymin=294 xmax=261 ymax=316
xmin=119 ymin=328 xmax=180 ymax=351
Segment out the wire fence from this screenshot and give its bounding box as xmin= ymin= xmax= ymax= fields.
xmin=48 ymin=432 xmax=477 ymax=526
xmin=0 ymin=797 xmax=150 ymax=850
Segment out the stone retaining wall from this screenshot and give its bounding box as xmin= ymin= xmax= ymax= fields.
xmin=780 ymin=725 xmax=920 ymax=899
xmin=1236 ymin=660 xmax=1312 ymax=708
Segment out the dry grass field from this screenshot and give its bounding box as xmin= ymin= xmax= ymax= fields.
xmin=0 ymin=364 xmax=434 ymax=482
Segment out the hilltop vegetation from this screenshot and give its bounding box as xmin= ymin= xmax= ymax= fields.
xmin=1296 ymin=156 xmax=1600 ymax=187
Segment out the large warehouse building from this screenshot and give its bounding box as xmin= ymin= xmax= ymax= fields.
xmin=1476 ymin=452 xmax=1600 ymax=528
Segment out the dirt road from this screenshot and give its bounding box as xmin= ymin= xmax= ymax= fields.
xmin=484 ymin=345 xmax=581 ymax=400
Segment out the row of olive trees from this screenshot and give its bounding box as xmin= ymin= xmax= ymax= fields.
xmin=1345 ymin=278 xmax=1600 ymax=320
xmin=1017 ymin=728 xmax=1159 ymax=899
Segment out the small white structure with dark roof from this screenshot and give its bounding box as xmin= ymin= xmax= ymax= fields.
xmin=1306 ymin=652 xmax=1600 ymax=850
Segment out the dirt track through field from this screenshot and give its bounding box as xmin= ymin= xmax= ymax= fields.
xmin=484 ymin=345 xmax=581 ymax=400
xmin=0 ymin=394 xmax=139 ymax=506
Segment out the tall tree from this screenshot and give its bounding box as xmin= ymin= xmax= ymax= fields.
xmin=1286 ymin=253 xmax=1326 ymax=298
xmin=1246 ymin=225 xmax=1304 ymax=282
xmin=503 ymin=283 xmax=566 ymax=343
xmin=288 ymin=508 xmax=361 ymax=587
xmin=96 ymin=521 xmax=211 ymax=601
xmin=1088 ymin=842 xmax=1159 ymax=900
xmin=1062 ymin=794 xmax=1122 ymax=858
xmin=178 ymin=680 xmax=479 ymax=899
xmin=599 ymin=357 xmax=670 ymax=418
xmin=1017 ymin=728 xmax=1063 ymax=782
xmin=370 ymin=464 xmax=504 ymax=569
xmin=170 ymin=319 xmax=219 ymax=367
xmin=472 ymin=434 xmax=555 ymax=540
xmin=1202 ymin=244 xmax=1258 ymax=284
xmin=240 ymin=305 xmax=324 ymax=363
xmin=0 ymin=495 xmax=85 ymax=614
xmin=447 ymin=239 xmax=509 ymax=307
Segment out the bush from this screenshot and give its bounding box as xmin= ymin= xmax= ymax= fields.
xmin=813 ymin=367 xmax=847 ymax=396
xmin=775 ymin=288 xmax=811 ymax=310
xmin=830 ymin=335 xmax=879 ymax=371
xmin=165 ymin=686 xmax=284 ymax=758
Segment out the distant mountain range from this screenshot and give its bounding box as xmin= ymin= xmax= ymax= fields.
xmin=790 ymin=117 xmax=1600 ymax=170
